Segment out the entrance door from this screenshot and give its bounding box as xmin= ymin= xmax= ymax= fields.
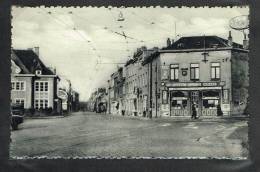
xmin=190 ymin=91 xmax=200 ymax=116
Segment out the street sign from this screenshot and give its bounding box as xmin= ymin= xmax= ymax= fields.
xmin=229 ymin=15 xmax=249 ymax=30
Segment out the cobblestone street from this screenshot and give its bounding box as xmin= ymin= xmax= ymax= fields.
xmin=10 ymin=112 xmax=248 ymax=158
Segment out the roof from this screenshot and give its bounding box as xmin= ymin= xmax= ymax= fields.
xmin=142 ymin=36 xmax=246 ymax=65
xmin=162 ymin=35 xmax=243 ymax=50
xmin=12 ymin=49 xmax=55 ymax=75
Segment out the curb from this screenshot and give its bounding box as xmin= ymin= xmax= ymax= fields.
xmin=24 ymin=115 xmax=65 ymax=119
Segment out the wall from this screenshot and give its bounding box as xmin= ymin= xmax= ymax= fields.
xmin=11 ymin=75 xmax=32 ymax=109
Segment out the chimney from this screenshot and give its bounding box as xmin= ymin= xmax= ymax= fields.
xmin=34 ymin=47 xmax=39 ymax=57
xmin=153 ymin=47 xmax=159 ymax=51
xmin=167 ymin=38 xmax=171 ymax=47
xmin=243 ymin=33 xmax=249 ymax=49
xmin=228 ymin=31 xmax=233 ymax=47
xmin=141 ymin=46 xmax=147 ymax=51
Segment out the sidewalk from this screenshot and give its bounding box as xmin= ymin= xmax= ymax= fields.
xmin=108 ymin=112 xmax=248 ymax=122
xmin=23 ymin=111 xmax=78 ymax=119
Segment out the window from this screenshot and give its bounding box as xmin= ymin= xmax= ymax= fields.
xmin=15 ymin=98 xmax=25 ymax=107
xmin=34 ymin=81 xmax=49 ymax=109
xmin=35 ymin=70 xmax=42 ymax=75
xmin=170 ymin=64 xmax=179 ymax=81
xmin=190 ymin=63 xmax=199 ymax=80
xmin=35 ymin=81 xmax=48 ymax=92
xmin=35 ymin=99 xmax=48 ymax=109
xmin=11 ymin=81 xmax=25 ymax=91
xmin=211 ymin=62 xmax=220 ymax=80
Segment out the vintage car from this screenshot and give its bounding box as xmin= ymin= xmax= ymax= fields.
xmin=11 ymin=103 xmax=24 ymax=130
xmin=11 ymin=113 xmax=24 ymax=130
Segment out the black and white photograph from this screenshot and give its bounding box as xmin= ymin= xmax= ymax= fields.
xmin=10 ymin=6 xmax=249 ymax=159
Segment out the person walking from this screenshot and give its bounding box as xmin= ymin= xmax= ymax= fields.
xmin=191 ymin=102 xmax=197 ymax=119
xmin=217 ymin=104 xmax=223 ymax=116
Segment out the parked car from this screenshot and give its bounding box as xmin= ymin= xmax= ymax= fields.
xmin=11 ymin=103 xmax=24 ymax=130
xmin=11 ymin=112 xmax=24 ymax=130
xmin=11 ymin=103 xmax=24 ymax=115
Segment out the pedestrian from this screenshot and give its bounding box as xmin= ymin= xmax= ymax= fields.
xmin=217 ymin=104 xmax=223 ymax=116
xmin=191 ymin=102 xmax=197 ymax=119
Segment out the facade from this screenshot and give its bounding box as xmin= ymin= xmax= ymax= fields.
xmin=143 ymin=34 xmax=249 ymax=117
xmin=107 ymin=67 xmax=125 ymax=115
xmin=124 ymin=46 xmax=157 ymax=116
xmin=11 ymin=48 xmax=60 ymax=114
xmin=88 ymin=87 xmax=107 ymax=113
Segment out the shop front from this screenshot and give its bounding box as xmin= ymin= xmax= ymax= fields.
xmin=167 ymin=82 xmax=225 ymax=117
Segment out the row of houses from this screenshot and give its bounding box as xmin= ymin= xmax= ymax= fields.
xmin=11 ymin=47 xmax=80 ymax=115
xmin=89 ymin=32 xmax=249 ymax=118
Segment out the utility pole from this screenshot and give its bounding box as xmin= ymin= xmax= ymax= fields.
xmin=149 ymin=62 xmax=153 ymax=119
xmin=155 ymin=63 xmax=158 ymax=118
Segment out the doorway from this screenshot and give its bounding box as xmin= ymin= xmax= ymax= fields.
xmin=190 ymin=91 xmax=201 ymax=116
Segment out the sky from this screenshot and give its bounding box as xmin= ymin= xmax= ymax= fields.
xmin=11 ymin=6 xmax=249 ymax=101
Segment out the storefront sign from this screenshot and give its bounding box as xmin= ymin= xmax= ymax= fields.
xmin=166 ymin=82 xmax=224 ymax=88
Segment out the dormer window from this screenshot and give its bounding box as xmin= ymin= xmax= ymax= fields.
xmin=35 ymin=70 xmax=42 ymax=75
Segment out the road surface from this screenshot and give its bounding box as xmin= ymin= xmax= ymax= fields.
xmin=10 ymin=111 xmax=248 ymax=158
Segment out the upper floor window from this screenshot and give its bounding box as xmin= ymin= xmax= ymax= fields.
xmin=35 ymin=70 xmax=42 ymax=75
xmin=11 ymin=81 xmax=25 ymax=91
xmin=170 ymin=64 xmax=179 ymax=81
xmin=35 ymin=81 xmax=48 ymax=92
xmin=190 ymin=63 xmax=200 ymax=80
xmin=211 ymin=62 xmax=220 ymax=80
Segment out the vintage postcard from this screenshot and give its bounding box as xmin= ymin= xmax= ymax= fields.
xmin=10 ymin=6 xmax=249 ymax=159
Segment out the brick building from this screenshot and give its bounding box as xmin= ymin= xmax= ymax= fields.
xmin=143 ymin=33 xmax=249 ymax=117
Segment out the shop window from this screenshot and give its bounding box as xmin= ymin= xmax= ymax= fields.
xmin=211 ymin=62 xmax=220 ymax=80
xmin=190 ymin=63 xmax=199 ymax=80
xmin=203 ymin=99 xmax=219 ymax=108
xmin=171 ymin=100 xmax=188 ymax=109
xmin=170 ymin=64 xmax=179 ymax=81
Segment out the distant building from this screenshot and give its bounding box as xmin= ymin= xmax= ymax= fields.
xmin=107 ymin=67 xmax=125 ymax=115
xmin=124 ymin=46 xmax=157 ymax=116
xmin=11 ymin=47 xmax=60 ymax=114
xmin=143 ymin=33 xmax=249 ymax=117
xmin=88 ymin=88 xmax=107 ymax=113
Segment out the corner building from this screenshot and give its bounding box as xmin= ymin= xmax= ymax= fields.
xmin=143 ymin=35 xmax=249 ymax=117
